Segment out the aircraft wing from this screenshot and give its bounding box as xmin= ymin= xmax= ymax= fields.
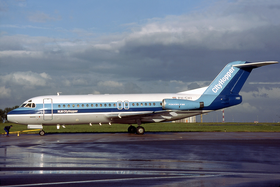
xmin=106 ymin=111 xmax=154 ymax=119
xmin=106 ymin=111 xmax=163 ymax=123
xmin=106 ymin=110 xmax=203 ymax=123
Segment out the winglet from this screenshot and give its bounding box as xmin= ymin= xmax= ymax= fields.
xmin=233 ymin=61 xmax=278 ymax=69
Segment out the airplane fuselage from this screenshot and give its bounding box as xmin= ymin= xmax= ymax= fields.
xmin=7 ymin=92 xmax=207 ymax=126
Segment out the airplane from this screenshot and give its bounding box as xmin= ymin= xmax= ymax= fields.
xmin=7 ymin=61 xmax=278 ymax=136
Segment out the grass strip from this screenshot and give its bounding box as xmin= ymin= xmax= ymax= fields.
xmin=1 ymin=122 xmax=280 ymax=135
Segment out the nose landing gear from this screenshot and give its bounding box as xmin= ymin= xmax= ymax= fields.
xmin=39 ymin=130 xmax=45 ymax=136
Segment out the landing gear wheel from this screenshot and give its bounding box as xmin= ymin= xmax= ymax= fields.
xmin=128 ymin=126 xmax=137 ymax=134
xmin=136 ymin=126 xmax=145 ymax=135
xmin=39 ymin=130 xmax=45 ymax=136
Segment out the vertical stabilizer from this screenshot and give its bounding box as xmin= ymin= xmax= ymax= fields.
xmin=203 ymin=61 xmax=253 ymax=96
xmin=197 ymin=61 xmax=278 ymax=110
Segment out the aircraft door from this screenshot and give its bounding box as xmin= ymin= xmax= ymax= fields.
xmin=43 ymin=98 xmax=53 ymax=120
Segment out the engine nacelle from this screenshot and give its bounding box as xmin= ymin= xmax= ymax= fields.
xmin=162 ymin=99 xmax=204 ymax=110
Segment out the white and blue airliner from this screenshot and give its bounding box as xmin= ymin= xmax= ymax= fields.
xmin=7 ymin=61 xmax=278 ymax=135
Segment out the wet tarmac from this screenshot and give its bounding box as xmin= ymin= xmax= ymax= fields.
xmin=1 ymin=132 xmax=280 ymax=187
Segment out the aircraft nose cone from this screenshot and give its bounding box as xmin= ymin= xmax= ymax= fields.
xmin=7 ymin=112 xmax=18 ymax=124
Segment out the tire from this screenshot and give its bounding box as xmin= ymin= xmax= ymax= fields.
xmin=39 ymin=130 xmax=45 ymax=136
xmin=136 ymin=126 xmax=145 ymax=135
xmin=128 ymin=126 xmax=137 ymax=134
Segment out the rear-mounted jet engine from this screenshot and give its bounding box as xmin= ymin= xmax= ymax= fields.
xmin=162 ymin=99 xmax=204 ymax=110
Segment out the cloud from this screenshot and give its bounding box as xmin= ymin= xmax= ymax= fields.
xmin=119 ymin=4 xmax=278 ymax=51
xmin=1 ymin=71 xmax=52 ymax=88
xmin=0 ymin=0 xmax=8 ymax=12
xmin=0 ymin=86 xmax=11 ymax=99
xmin=241 ymin=87 xmax=280 ymax=100
xmin=228 ymin=102 xmax=258 ymax=113
xmin=249 ymin=82 xmax=280 ymax=85
xmin=0 ymin=24 xmax=49 ymax=30
xmin=71 ymin=78 xmax=89 ymax=86
xmin=28 ymin=11 xmax=61 ymax=23
xmin=98 ymin=81 xmax=123 ymax=88
xmin=71 ymin=28 xmax=96 ymax=37
xmin=170 ymin=80 xmax=184 ymax=84
xmin=92 ymin=91 xmax=101 ymax=95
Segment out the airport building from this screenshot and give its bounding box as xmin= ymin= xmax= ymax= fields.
xmin=173 ymin=116 xmax=196 ymax=123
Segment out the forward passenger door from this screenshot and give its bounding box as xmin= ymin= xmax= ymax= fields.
xmin=43 ymin=98 xmax=53 ymax=120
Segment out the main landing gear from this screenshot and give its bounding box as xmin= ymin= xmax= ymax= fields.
xmin=128 ymin=125 xmax=145 ymax=135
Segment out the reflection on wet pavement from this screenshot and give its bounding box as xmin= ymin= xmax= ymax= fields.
xmin=1 ymin=132 xmax=280 ymax=186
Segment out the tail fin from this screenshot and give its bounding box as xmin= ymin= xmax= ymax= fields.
xmin=197 ymin=61 xmax=278 ymax=110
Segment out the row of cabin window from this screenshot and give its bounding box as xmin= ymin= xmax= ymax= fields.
xmin=57 ymin=102 xmax=159 ymax=108
xmin=58 ymin=103 xmax=116 ymax=108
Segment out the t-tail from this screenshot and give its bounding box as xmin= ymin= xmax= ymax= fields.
xmin=196 ymin=61 xmax=278 ymax=110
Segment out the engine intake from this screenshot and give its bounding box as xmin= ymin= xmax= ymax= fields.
xmin=162 ymin=99 xmax=204 ymax=110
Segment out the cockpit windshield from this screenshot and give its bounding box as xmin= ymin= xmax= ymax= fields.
xmin=20 ymin=102 xmax=36 ymax=108
xmin=20 ymin=103 xmax=26 ymax=107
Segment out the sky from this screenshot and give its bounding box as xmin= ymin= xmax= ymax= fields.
xmin=0 ymin=0 xmax=280 ymax=122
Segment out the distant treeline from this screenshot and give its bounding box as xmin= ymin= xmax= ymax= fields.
xmin=0 ymin=106 xmax=19 ymax=123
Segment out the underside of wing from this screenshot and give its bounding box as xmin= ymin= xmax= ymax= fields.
xmin=106 ymin=110 xmax=205 ymax=124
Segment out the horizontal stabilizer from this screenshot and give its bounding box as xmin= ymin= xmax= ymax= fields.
xmin=233 ymin=61 xmax=278 ymax=69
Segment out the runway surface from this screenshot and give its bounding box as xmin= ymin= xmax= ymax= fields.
xmin=1 ymin=132 xmax=280 ymax=187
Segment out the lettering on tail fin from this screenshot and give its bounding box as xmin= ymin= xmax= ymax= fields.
xmin=212 ymin=67 xmax=235 ymax=93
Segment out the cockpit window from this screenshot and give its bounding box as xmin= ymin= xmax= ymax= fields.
xmin=25 ymin=103 xmax=32 ymax=108
xmin=21 ymin=102 xmax=36 ymax=108
xmin=20 ymin=103 xmax=27 ymax=107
